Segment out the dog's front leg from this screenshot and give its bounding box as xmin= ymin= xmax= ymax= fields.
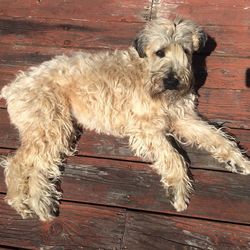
xmin=129 ymin=132 xmax=192 ymax=211
xmin=173 ymin=112 xmax=250 ymax=174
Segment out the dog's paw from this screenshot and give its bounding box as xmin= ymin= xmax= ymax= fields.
xmin=227 ymin=160 xmax=250 ymax=175
xmin=173 ymin=198 xmax=188 ymax=212
xmin=6 ymin=197 xmax=34 ymax=219
xmin=28 ymin=196 xmax=60 ymax=221
xmin=169 ymin=188 xmax=190 ymax=212
xmin=165 ymin=181 xmax=191 ymax=212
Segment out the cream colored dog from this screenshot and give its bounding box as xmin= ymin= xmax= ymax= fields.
xmin=1 ymin=18 xmax=249 ymax=221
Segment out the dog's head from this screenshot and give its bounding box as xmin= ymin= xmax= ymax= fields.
xmin=133 ymin=18 xmax=207 ymax=97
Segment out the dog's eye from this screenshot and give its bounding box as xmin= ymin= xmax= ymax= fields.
xmin=155 ymin=49 xmax=165 ymax=58
xmin=183 ymin=48 xmax=190 ymax=55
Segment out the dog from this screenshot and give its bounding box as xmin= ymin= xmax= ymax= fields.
xmin=1 ymin=18 xmax=249 ymax=221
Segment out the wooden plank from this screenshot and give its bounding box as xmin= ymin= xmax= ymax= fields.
xmin=0 ymin=44 xmax=69 ymax=67
xmin=0 ymin=54 xmax=250 ymax=128
xmin=0 ymin=18 xmax=249 ymax=57
xmin=1 ymin=55 xmax=249 ymax=91
xmin=2 ymin=91 xmax=250 ymax=128
xmin=0 ymin=108 xmax=249 ymax=169
xmin=198 ymin=88 xmax=250 ymax=129
xmin=204 ymin=25 xmax=249 ymax=57
xmin=0 ymin=0 xmax=150 ymax=23
xmin=193 ymin=56 xmax=250 ymax=90
xmin=0 ymin=18 xmax=142 ymax=50
xmin=122 ymin=211 xmax=250 ymax=249
xmin=0 ymin=0 xmax=249 ymax=27
xmin=1 ymin=157 xmax=250 ymax=224
xmin=75 ymin=128 xmax=250 ymax=165
xmin=156 ymin=0 xmax=250 ymax=26
xmin=0 ymin=192 xmax=250 ymax=250
xmin=0 ymin=194 xmax=125 ymax=249
xmin=61 ymin=160 xmax=250 ymax=224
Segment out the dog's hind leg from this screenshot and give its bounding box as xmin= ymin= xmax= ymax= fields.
xmin=1 ymin=83 xmax=74 ymax=220
xmin=129 ymin=131 xmax=192 ymax=212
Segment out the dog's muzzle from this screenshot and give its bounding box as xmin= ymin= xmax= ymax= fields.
xmin=163 ymin=73 xmax=180 ymax=90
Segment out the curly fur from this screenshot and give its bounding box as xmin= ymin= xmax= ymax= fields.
xmin=1 ymin=18 xmax=249 ymax=220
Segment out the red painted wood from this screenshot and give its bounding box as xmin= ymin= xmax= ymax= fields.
xmin=194 ymin=56 xmax=250 ymax=90
xmin=0 ymin=194 xmax=125 ymax=249
xmin=1 ymin=56 xmax=249 ymax=91
xmin=198 ymin=88 xmax=250 ymax=129
xmin=122 ymin=211 xmax=250 ymax=249
xmin=0 ymin=18 xmax=142 ymax=50
xmin=0 ymin=108 xmax=249 ymax=167
xmin=0 ymin=18 xmax=249 ymax=57
xmin=0 ymin=0 xmax=149 ymax=23
xmin=2 ymin=76 xmax=250 ymax=130
xmin=1 ymin=157 xmax=250 ymax=224
xmin=204 ymin=25 xmax=249 ymax=57
xmin=0 ymin=193 xmax=249 ymax=249
xmin=2 ymin=91 xmax=250 ymax=128
xmin=0 ymin=0 xmax=249 ymax=26
xmin=0 ymin=0 xmax=249 ymax=249
xmin=157 ymin=0 xmax=250 ymax=26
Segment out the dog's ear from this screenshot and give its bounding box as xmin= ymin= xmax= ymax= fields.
xmin=132 ymin=35 xmax=147 ymax=58
xmin=192 ymin=27 xmax=207 ymax=52
xmin=175 ymin=18 xmax=207 ymax=52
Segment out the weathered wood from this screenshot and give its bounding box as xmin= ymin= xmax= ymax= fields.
xmin=198 ymin=88 xmax=250 ymax=129
xmin=0 ymin=18 xmax=249 ymax=57
xmin=0 ymin=192 xmax=250 ymax=250
xmin=1 ymin=80 xmax=250 ymax=128
xmin=0 ymin=0 xmax=150 ymax=23
xmin=155 ymin=0 xmax=250 ymax=26
xmin=60 ymin=160 xmax=250 ymax=224
xmin=0 ymin=194 xmax=125 ymax=249
xmin=193 ymin=56 xmax=250 ymax=90
xmin=1 ymin=0 xmax=249 ymax=26
xmin=1 ymin=157 xmax=250 ymax=224
xmin=0 ymin=18 xmax=142 ymax=50
xmin=0 ymin=109 xmax=249 ymax=170
xmin=75 ymin=128 xmax=250 ymax=165
xmin=122 ymin=211 xmax=250 ymax=249
xmin=0 ymin=0 xmax=249 ymax=249
xmin=1 ymin=55 xmax=249 ymax=91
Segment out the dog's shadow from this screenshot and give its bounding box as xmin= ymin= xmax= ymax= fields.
xmin=193 ymin=35 xmax=217 ymax=92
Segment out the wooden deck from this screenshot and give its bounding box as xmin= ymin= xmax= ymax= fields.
xmin=0 ymin=0 xmax=250 ymax=249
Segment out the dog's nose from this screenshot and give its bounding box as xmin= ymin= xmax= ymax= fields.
xmin=163 ymin=73 xmax=180 ymax=90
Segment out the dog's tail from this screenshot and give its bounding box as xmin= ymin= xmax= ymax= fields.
xmin=3 ymin=73 xmax=75 ymax=221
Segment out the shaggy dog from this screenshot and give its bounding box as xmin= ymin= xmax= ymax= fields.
xmin=1 ymin=18 xmax=249 ymax=221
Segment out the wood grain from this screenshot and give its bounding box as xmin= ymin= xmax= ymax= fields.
xmin=198 ymin=88 xmax=250 ymax=129
xmin=1 ymin=99 xmax=249 ymax=129
xmin=156 ymin=0 xmax=250 ymax=26
xmin=1 ymin=56 xmax=249 ymax=91
xmin=0 ymin=0 xmax=150 ymax=23
xmin=0 ymin=107 xmax=249 ymax=168
xmin=0 ymin=18 xmax=142 ymax=50
xmin=1 ymin=157 xmax=250 ymax=224
xmin=0 ymin=108 xmax=249 ymax=170
xmin=0 ymin=18 xmax=249 ymax=57
xmin=0 ymin=0 xmax=249 ymax=249
xmin=193 ymin=56 xmax=250 ymax=90
xmin=122 ymin=211 xmax=250 ymax=249
xmin=0 ymin=194 xmax=125 ymax=249
xmin=0 ymin=193 xmax=249 ymax=249
xmin=1 ymin=0 xmax=249 ymax=26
